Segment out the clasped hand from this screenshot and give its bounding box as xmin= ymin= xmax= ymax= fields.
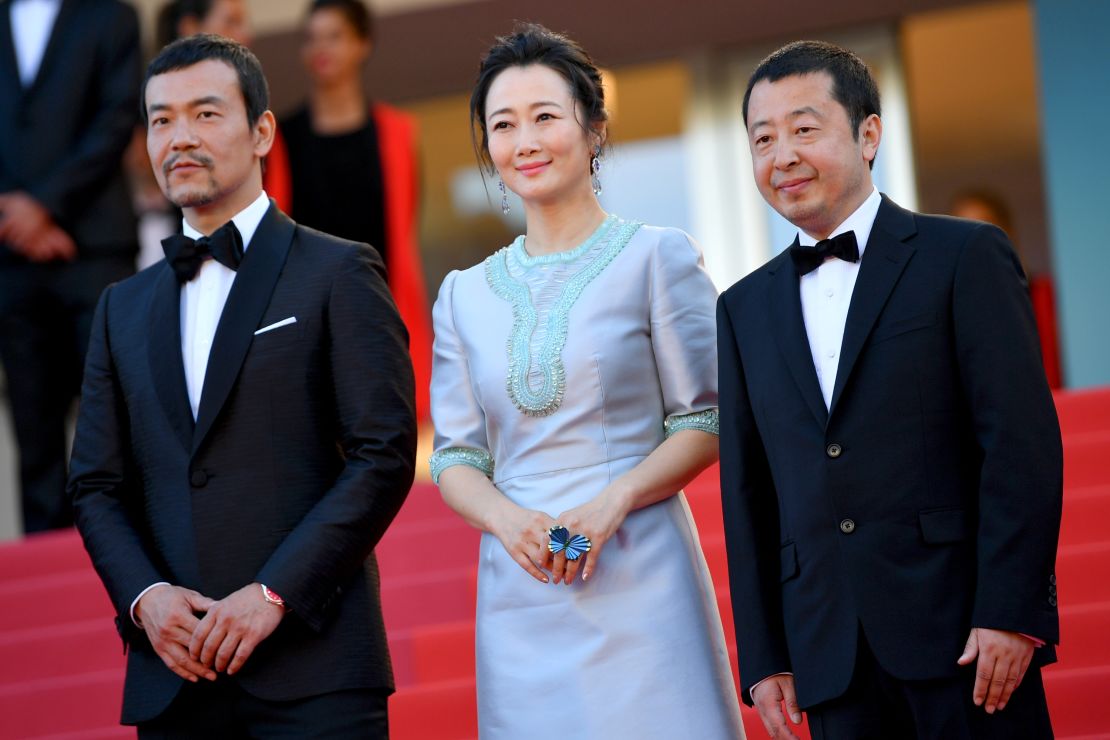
xmin=136 ymin=583 xmax=285 ymax=683
xmin=0 ymin=192 xmax=76 ymax=262
xmin=492 ymin=486 xmax=630 ymax=585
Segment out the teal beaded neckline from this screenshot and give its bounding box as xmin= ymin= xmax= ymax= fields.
xmin=485 ymin=215 xmax=642 ymax=417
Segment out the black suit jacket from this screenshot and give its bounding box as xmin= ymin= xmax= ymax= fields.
xmin=717 ymin=196 xmax=1062 ymax=709
xmin=0 ymin=0 xmax=139 ymax=260
xmin=68 ymin=204 xmax=417 ymax=724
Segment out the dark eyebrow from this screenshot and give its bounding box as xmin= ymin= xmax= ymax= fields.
xmin=191 ymin=95 xmax=227 ymax=108
xmin=147 ymin=95 xmax=227 ymax=114
xmin=789 ymin=106 xmax=823 ymax=120
xmin=487 ymin=100 xmax=564 ymax=121
xmin=749 ymin=106 xmax=824 ymax=132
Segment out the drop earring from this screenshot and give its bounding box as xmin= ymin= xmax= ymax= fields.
xmin=498 ymin=177 xmax=510 ymax=215
xmin=590 ymin=147 xmax=603 ymax=196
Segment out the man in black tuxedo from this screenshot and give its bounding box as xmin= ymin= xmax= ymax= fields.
xmin=69 ymin=35 xmax=416 ymax=736
xmin=0 ymin=0 xmax=140 ymax=532
xmin=717 ymin=41 xmax=1062 ymax=739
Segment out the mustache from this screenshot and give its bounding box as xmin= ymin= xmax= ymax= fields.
xmin=163 ymin=153 xmax=214 ymax=175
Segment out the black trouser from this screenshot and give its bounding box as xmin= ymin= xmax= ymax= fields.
xmin=808 ymin=628 xmax=1053 ymax=740
xmin=137 ymin=677 xmax=390 ymax=739
xmin=0 ymin=255 xmax=133 ymax=533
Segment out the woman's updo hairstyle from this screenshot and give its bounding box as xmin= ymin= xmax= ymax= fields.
xmin=469 ymin=23 xmax=608 ymax=174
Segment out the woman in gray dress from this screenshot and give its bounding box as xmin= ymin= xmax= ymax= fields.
xmin=429 ymin=24 xmax=745 ymax=739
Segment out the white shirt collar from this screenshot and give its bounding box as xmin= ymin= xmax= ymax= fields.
xmin=181 ymin=190 xmax=271 ymax=251
xmin=797 ymin=187 xmax=882 ymax=257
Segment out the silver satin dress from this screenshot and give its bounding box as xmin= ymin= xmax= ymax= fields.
xmin=429 ymin=216 xmax=744 ymax=739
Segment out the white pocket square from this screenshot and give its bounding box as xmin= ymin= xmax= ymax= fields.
xmin=254 ymin=316 xmax=297 ymax=335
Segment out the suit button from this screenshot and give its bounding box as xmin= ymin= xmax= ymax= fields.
xmin=190 ymin=469 xmax=208 ymax=487
xmin=839 ymin=518 xmax=856 ymax=534
xmin=1048 ymin=595 xmax=1057 ymax=607
xmin=1049 ymin=574 xmax=1056 ymax=586
xmin=826 ymin=443 xmax=843 ymax=459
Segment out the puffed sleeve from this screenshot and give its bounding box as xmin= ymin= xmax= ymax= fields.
xmin=428 ymin=271 xmax=495 ymax=483
xmin=649 ymin=229 xmax=721 ymax=437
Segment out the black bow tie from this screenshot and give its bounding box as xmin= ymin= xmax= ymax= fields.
xmin=161 ymin=221 xmax=244 ymax=282
xmin=789 ymin=231 xmax=860 ymax=276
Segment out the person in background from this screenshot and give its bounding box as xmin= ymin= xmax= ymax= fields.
xmin=275 ymin=0 xmax=432 ymax=419
xmin=0 ymin=0 xmax=141 ymax=533
xmin=429 ymin=23 xmax=744 ymax=739
xmin=156 ymin=0 xmax=252 ymax=49
xmin=949 ymin=190 xmax=1061 ymax=388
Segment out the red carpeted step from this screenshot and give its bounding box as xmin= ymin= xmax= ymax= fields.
xmin=1044 ymin=664 xmax=1110 ymax=737
xmin=1060 ymin=486 xmax=1110 ymax=546
xmin=1064 ymin=432 xmax=1110 ymax=490
xmin=1057 ymin=542 xmax=1110 ymax=603
xmin=407 ymin=621 xmax=474 ymax=686
xmin=0 ymin=620 xmax=122 ymax=686
xmin=1053 ymin=388 xmax=1110 ymax=437
xmin=390 ymin=678 xmax=477 ymax=740
xmin=378 ymin=520 xmax=480 ymax=577
xmin=702 ymin=532 xmax=729 ymax=585
xmin=0 ymin=570 xmax=115 ymax=632
xmin=1057 ymin=602 xmax=1110 ymax=669
xmin=0 ymin=529 xmax=91 ymax=582
xmin=27 ymin=728 xmax=134 ymax=739
xmin=0 ymin=670 xmax=122 ymax=737
xmin=391 ymin=484 xmax=460 ymax=526
xmin=380 ymin=566 xmax=476 ymax=631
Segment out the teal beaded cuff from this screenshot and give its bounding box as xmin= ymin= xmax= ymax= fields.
xmin=429 ymin=447 xmax=495 ymax=485
xmin=664 ymin=408 xmax=720 ymax=438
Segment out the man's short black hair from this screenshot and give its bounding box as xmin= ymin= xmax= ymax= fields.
xmin=141 ymin=33 xmax=269 ymax=128
xmin=743 ymin=40 xmax=881 ymax=140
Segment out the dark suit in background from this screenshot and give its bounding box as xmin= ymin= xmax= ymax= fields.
xmin=718 ymin=196 xmax=1062 ymax=736
xmin=69 ymin=202 xmax=417 ymax=728
xmin=0 ymin=0 xmax=140 ymax=532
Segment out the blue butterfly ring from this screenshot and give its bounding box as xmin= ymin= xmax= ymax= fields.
xmin=547 ymin=525 xmax=593 ymax=561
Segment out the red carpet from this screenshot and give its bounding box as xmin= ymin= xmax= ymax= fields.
xmin=1 ymin=388 xmax=1108 ymax=739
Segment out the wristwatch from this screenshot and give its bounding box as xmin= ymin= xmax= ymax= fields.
xmin=260 ymin=583 xmax=285 ymax=609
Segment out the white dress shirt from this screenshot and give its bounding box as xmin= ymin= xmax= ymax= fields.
xmin=130 ymin=190 xmax=270 ymax=625
xmin=798 ymin=187 xmax=882 ymax=410
xmin=180 ymin=190 xmax=270 ymax=419
xmin=9 ymin=0 xmax=62 ymax=87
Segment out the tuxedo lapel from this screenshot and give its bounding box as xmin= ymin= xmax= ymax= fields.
xmin=148 ymin=265 xmax=194 ymax=450
xmin=829 ymin=197 xmax=918 ymax=416
xmin=769 ymin=244 xmax=828 ymax=429
xmin=192 ymin=204 xmax=294 ymax=454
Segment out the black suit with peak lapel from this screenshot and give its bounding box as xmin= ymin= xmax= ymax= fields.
xmin=718 ymin=196 xmax=1062 ymax=718
xmin=0 ymin=0 xmax=140 ymax=532
xmin=69 ymin=203 xmax=417 ymax=725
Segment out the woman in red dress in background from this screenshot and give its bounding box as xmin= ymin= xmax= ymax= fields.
xmin=268 ymin=0 xmax=432 ymax=418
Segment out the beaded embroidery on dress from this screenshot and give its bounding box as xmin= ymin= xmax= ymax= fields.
xmin=484 ymin=215 xmax=642 ymax=417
